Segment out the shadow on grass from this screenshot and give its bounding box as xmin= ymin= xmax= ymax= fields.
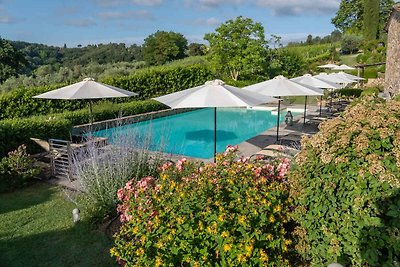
xmin=0 ymin=182 xmax=54 ymax=215
xmin=0 ymin=220 xmax=117 ymax=267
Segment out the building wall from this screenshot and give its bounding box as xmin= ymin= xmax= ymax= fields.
xmin=385 ymin=8 xmax=400 ymax=97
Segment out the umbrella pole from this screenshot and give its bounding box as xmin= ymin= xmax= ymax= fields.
xmin=89 ymin=100 xmax=93 ymax=126
xmin=214 ymin=107 xmax=217 ymax=163
xmin=319 ymin=96 xmax=322 ymax=116
xmin=276 ymin=98 xmax=281 ymax=142
xmin=303 ymin=96 xmax=307 ymax=125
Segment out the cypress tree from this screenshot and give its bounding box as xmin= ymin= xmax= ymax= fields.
xmin=363 ymin=0 xmax=380 ymax=40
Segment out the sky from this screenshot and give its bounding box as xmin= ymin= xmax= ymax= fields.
xmin=0 ymin=0 xmax=341 ymax=47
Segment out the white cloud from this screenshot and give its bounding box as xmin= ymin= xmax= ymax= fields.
xmin=0 ymin=5 xmax=17 ymax=24
xmin=256 ymin=0 xmax=340 ymax=16
xmin=98 ymin=10 xmax=153 ymax=20
xmin=65 ymin=18 xmax=96 ymax=27
xmin=131 ymin=0 xmax=163 ymax=5
xmin=185 ymin=0 xmax=244 ymax=9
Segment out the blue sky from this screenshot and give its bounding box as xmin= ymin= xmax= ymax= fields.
xmin=0 ymin=0 xmax=341 ymax=47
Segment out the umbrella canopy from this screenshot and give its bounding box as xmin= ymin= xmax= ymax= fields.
xmin=243 ymin=75 xmax=323 ymax=140
xmin=153 ymin=79 xmax=278 ymax=161
xmin=317 ymin=63 xmax=339 ymax=69
xmin=243 ymin=75 xmax=324 ymax=97
xmin=314 ymin=73 xmax=356 ymax=85
xmin=33 ymin=78 xmax=138 ymax=125
xmin=291 ymin=74 xmax=341 ymax=115
xmin=154 ymin=79 xmax=277 ymax=108
xmin=290 ymin=74 xmax=341 ymax=90
xmin=33 ymin=77 xmax=138 ymax=99
xmin=332 ymin=64 xmax=356 ymax=71
xmin=336 ymin=71 xmax=365 ymax=81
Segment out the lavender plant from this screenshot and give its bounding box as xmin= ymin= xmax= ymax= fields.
xmin=71 ymin=126 xmax=168 ymax=221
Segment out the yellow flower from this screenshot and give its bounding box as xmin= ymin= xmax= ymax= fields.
xmin=269 ymin=215 xmax=275 ymax=223
xmin=177 ymin=216 xmax=185 ymax=225
xmin=156 ymin=240 xmax=164 ymax=249
xmin=238 ymin=215 xmax=246 ymax=225
xmin=135 ymin=248 xmax=144 ymax=256
xmin=273 ymin=205 xmax=282 ymax=213
xmin=218 ymin=214 xmax=225 ymax=222
xmin=198 ymin=221 xmax=204 ymax=231
xmin=140 ymin=235 xmax=146 ymax=245
xmin=223 ymin=243 xmax=232 ymax=252
xmin=245 ymin=244 xmax=253 ymax=256
xmin=259 ymin=249 xmax=269 ymax=263
xmin=266 ymin=234 xmax=273 ymax=240
xmin=155 ymin=257 xmax=163 ymax=267
xmin=237 ymin=253 xmax=246 ymax=263
xmin=221 ymin=231 xmax=229 ymax=238
xmin=132 ymin=226 xmax=139 ymax=234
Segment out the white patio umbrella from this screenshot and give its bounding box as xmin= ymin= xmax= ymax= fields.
xmin=332 ymin=64 xmax=356 ymax=71
xmin=243 ymin=75 xmax=323 ymax=141
xmin=153 ymin=79 xmax=278 ymax=162
xmin=317 ymin=63 xmax=339 ymax=69
xmin=33 ymin=78 xmax=138 ymax=124
xmin=291 ymin=74 xmax=341 ymax=115
xmin=336 ymin=71 xmax=364 ymax=81
xmin=314 ymin=73 xmax=356 ymax=85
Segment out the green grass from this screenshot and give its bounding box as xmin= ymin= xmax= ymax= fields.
xmin=340 ymin=54 xmax=359 ymax=66
xmin=0 ymin=183 xmax=116 ymax=267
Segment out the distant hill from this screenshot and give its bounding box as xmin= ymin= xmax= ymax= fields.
xmin=10 ymin=40 xmax=143 ymax=75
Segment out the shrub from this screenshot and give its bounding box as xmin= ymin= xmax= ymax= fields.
xmin=338 ymin=88 xmax=363 ymax=98
xmin=104 ymin=64 xmax=213 ymax=100
xmin=0 ymin=145 xmax=41 ymax=193
xmin=71 ymin=130 xmax=166 ymax=222
xmin=111 ymin=146 xmax=294 ymax=266
xmin=360 ymin=87 xmax=380 ymax=97
xmin=0 ymin=116 xmax=72 ymax=157
xmin=289 ymin=97 xmax=400 ymax=266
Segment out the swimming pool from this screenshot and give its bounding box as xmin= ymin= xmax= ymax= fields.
xmin=91 ymin=108 xmax=287 ymax=159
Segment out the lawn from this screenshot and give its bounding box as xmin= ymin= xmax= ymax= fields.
xmin=0 ymin=183 xmax=116 ymax=267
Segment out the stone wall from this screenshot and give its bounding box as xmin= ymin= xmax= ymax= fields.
xmin=385 ymin=5 xmax=400 ymax=97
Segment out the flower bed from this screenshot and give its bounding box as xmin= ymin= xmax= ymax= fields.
xmin=111 ymin=146 xmax=293 ymax=266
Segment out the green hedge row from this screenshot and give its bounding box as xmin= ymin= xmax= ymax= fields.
xmin=0 ymin=100 xmax=167 ymax=157
xmin=102 ymin=64 xmax=213 ymax=99
xmin=0 ymin=65 xmax=213 ymax=120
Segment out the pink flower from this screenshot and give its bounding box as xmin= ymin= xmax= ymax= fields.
xmin=176 ymin=158 xmax=187 ymax=171
xmin=161 ymin=161 xmax=173 ymax=171
xmin=117 ymin=188 xmax=125 ymax=201
xmin=225 ymin=145 xmax=238 ymax=153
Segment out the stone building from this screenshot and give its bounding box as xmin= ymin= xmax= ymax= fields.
xmin=385 ymin=4 xmax=400 ymax=97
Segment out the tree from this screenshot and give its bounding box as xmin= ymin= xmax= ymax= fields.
xmin=305 ymin=34 xmax=313 ymax=45
xmin=332 ymin=0 xmax=394 ymax=38
xmin=0 ymin=38 xmax=26 ymax=83
xmin=364 ymin=0 xmax=380 ymax=40
xmin=143 ymin=31 xmax=188 ymax=65
xmin=341 ymin=34 xmax=363 ymax=54
xmin=204 ymin=16 xmax=267 ymax=81
xmin=187 ymin=43 xmax=207 ymax=56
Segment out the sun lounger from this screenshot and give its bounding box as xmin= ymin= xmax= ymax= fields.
xmin=251 ymin=144 xmax=300 ymax=160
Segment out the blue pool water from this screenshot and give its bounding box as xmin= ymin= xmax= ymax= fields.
xmin=91 ymin=108 xmax=287 ymax=159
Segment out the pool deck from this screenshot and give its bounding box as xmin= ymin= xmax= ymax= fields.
xmin=235 ymin=104 xmax=321 ymax=159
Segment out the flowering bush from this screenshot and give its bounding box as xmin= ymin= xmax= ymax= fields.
xmin=0 ymin=144 xmax=40 ymax=193
xmin=290 ymin=97 xmax=400 ymax=266
xmin=111 ymin=146 xmax=293 ymax=266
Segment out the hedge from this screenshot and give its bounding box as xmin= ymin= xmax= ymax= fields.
xmin=337 ymin=88 xmax=363 ymax=98
xmin=289 ymin=97 xmax=400 ymax=266
xmin=0 ymin=64 xmax=213 ymax=120
xmin=103 ymin=64 xmax=213 ymax=99
xmin=0 ymin=100 xmax=167 ymax=157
